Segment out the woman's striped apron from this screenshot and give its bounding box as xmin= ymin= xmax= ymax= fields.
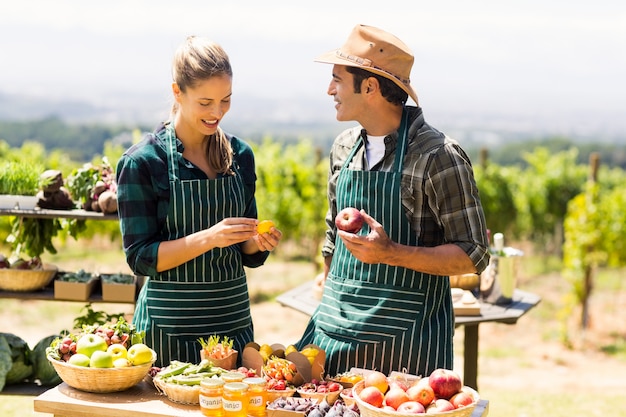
xmin=298 ymin=109 xmax=454 ymax=376
xmin=132 ymin=125 xmax=253 ymax=367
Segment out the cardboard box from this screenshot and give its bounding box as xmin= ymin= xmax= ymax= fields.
xmin=54 ymin=276 xmax=99 ymax=301
xmin=100 ymin=274 xmax=137 ymax=303
xmin=267 ymin=396 xmax=317 ymax=417
xmin=242 ymin=343 xmax=325 ymax=385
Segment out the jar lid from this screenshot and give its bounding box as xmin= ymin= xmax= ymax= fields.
xmin=222 ymin=371 xmax=246 ymax=382
xmin=201 ymin=378 xmax=225 ymax=388
xmin=243 ymin=377 xmax=266 ymax=387
xmin=224 ymin=382 xmax=249 ymax=393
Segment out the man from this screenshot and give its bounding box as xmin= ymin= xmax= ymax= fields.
xmin=297 ymin=25 xmax=490 ymax=376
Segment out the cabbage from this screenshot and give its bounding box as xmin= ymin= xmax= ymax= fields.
xmin=31 ymin=335 xmax=61 ymax=386
xmin=0 ymin=333 xmax=33 ymax=387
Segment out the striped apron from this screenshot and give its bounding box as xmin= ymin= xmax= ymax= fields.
xmin=298 ymin=109 xmax=453 ymax=376
xmin=132 ymin=125 xmax=253 ymax=367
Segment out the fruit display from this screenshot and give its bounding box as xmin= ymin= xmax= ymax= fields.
xmin=327 ymin=371 xmax=364 ymax=388
xmin=46 ymin=317 xmax=146 ymax=366
xmin=297 ymin=379 xmax=343 ymax=404
xmin=45 ymin=318 xmax=155 ymax=393
xmin=243 ymin=342 xmax=325 ymax=387
xmin=352 ymin=368 xmax=479 ymax=416
xmin=335 ymin=207 xmax=364 ymax=233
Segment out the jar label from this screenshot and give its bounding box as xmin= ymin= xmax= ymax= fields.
xmin=223 ymin=399 xmax=243 ymax=412
xmin=249 ymin=395 xmax=263 ymax=407
xmin=200 ymin=395 xmax=222 ymax=409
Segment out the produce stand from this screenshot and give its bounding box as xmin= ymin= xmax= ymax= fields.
xmin=276 ymin=281 xmax=541 ymax=391
xmin=33 ymin=381 xmax=490 ymax=417
xmin=0 ymin=207 xmax=118 ymax=220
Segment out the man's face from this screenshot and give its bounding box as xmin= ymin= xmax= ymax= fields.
xmin=327 ymin=65 xmax=367 ymax=122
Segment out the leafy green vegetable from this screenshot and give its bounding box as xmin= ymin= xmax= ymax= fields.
xmin=101 ymin=273 xmax=135 ymax=284
xmin=57 ymin=269 xmax=95 ymax=282
xmin=0 ymin=336 xmax=12 ymax=391
xmin=0 ymin=333 xmax=33 ymax=386
xmin=31 ymin=335 xmax=62 ymax=386
xmin=0 ymin=161 xmax=42 ymax=196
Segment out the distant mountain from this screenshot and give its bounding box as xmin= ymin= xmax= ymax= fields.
xmin=1 ymin=91 xmax=624 ymax=149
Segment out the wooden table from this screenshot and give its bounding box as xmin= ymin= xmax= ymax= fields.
xmin=276 ymin=282 xmax=541 ymax=391
xmin=34 ymin=381 xmax=490 ymax=416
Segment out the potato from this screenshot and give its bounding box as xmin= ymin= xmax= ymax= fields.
xmin=97 ymin=190 xmax=118 ymax=214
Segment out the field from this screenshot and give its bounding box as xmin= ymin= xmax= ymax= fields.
xmin=1 ymin=238 xmax=625 ymax=417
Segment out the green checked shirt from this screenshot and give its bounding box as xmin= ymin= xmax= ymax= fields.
xmin=322 ymin=106 xmax=490 ymax=274
xmin=116 ymin=123 xmax=268 ymax=277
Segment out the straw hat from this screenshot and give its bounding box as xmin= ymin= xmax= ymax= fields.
xmin=315 ymin=24 xmax=418 ymax=105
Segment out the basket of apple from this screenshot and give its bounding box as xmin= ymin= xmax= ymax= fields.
xmin=353 ymin=369 xmax=479 ymax=417
xmin=46 ymin=317 xmax=156 ymax=393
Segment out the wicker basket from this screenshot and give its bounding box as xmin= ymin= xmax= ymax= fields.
xmin=297 ymin=384 xmax=342 ymax=405
xmin=352 ymin=380 xmax=479 ymax=417
xmin=48 ymin=354 xmax=155 ymax=393
xmin=266 ymin=387 xmax=296 ymax=403
xmin=0 ymin=265 xmax=57 ymax=292
xmin=153 ymin=377 xmax=202 ymax=404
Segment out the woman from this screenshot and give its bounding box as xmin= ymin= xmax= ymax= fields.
xmin=116 ymin=36 xmax=282 ymax=367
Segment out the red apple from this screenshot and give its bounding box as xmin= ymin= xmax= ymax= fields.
xmin=406 ymin=383 xmax=435 ymax=407
xmin=359 ymin=385 xmax=385 ymax=408
xmin=426 ymin=399 xmax=455 ymax=413
xmin=450 ymin=391 xmax=474 ymax=408
xmin=335 ymin=207 xmax=364 ymax=233
xmin=389 ymin=379 xmax=410 ymax=391
xmin=364 ymin=370 xmax=389 ymax=394
xmin=397 ymin=401 xmax=426 ymax=414
xmin=428 ymin=368 xmax=462 ymax=400
xmin=383 ymin=387 xmax=410 ymax=409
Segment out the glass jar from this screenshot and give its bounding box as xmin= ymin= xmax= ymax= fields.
xmin=221 ymin=371 xmax=246 ymax=383
xmin=244 ymin=377 xmax=267 ymax=417
xmin=200 ymin=378 xmax=225 ymax=417
xmin=223 ymin=382 xmax=248 ymax=417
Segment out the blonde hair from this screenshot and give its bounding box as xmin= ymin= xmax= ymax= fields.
xmin=171 ymin=36 xmax=234 ymax=175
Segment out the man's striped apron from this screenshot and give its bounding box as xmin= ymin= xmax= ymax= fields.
xmin=298 ymin=109 xmax=454 ymax=376
xmin=132 ymin=125 xmax=253 ymax=367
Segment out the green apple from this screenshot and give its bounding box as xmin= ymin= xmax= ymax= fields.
xmin=107 ymin=343 xmax=128 ymax=361
xmin=113 ymin=358 xmax=131 ymax=368
xmin=76 ymin=334 xmax=108 ymax=358
xmin=127 ymin=343 xmax=154 ymax=366
xmin=90 ymin=350 xmax=114 ymax=368
xmin=68 ymin=353 xmax=91 ymax=367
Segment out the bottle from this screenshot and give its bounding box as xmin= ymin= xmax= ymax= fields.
xmin=222 ymin=382 xmax=248 ymax=417
xmin=200 ymin=378 xmax=225 ymax=417
xmin=244 ymin=377 xmax=267 ymax=417
xmin=493 ymin=232 xmax=505 ymax=256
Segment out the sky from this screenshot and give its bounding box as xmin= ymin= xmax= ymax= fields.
xmin=1 ymin=0 xmax=625 ymax=134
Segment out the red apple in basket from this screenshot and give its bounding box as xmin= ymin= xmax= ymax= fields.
xmin=397 ymin=401 xmax=426 ymax=414
xmin=364 ymin=370 xmax=389 ymax=394
xmin=426 ymin=399 xmax=455 ymax=413
xmin=428 ymin=368 xmax=462 ymax=400
xmin=335 ymin=207 xmax=363 ymax=233
xmin=383 ymin=386 xmax=410 ymax=409
xmin=359 ymin=385 xmax=385 ymax=408
xmin=407 ymin=383 xmax=435 ymax=407
xmin=450 ymin=391 xmax=474 ymax=408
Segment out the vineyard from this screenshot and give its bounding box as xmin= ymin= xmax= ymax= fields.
xmin=2 ymin=137 xmax=626 ymax=344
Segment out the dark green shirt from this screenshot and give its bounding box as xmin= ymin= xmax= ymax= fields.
xmin=116 ymin=123 xmax=268 ymax=277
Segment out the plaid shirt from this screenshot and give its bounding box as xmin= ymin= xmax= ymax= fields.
xmin=116 ymin=123 xmax=267 ymax=277
xmin=322 ymin=106 xmax=490 ymax=274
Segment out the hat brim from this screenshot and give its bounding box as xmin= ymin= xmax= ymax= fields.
xmin=315 ymin=49 xmax=419 ymax=106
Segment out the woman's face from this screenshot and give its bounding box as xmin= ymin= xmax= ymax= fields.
xmin=173 ymin=74 xmax=232 ymax=138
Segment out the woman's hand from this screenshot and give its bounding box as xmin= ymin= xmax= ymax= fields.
xmin=248 ymin=224 xmax=283 ymax=253
xmin=208 ymin=217 xmax=259 ymax=248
